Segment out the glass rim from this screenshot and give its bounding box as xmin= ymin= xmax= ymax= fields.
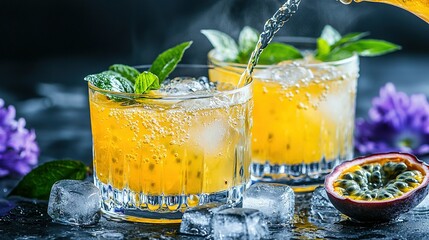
xmin=87 ymin=64 xmax=253 ymax=100
xmin=208 ymin=36 xmax=359 ymax=69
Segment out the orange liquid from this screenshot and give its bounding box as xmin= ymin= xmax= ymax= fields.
xmin=355 ymin=0 xmax=429 ymax=23
xmin=209 ymin=59 xmax=359 ymax=166
xmin=89 ymin=90 xmax=251 ymax=198
xmin=251 ymin=73 xmax=357 ymax=165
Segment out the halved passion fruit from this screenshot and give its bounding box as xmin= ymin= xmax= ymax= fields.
xmin=325 ymin=152 xmax=429 ymax=222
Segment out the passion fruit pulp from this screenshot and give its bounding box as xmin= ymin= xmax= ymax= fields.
xmin=324 ymin=152 xmax=429 ymax=222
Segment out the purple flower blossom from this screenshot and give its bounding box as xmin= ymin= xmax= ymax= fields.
xmin=0 ymin=99 xmax=39 ymax=177
xmin=355 ymin=83 xmax=429 ymax=156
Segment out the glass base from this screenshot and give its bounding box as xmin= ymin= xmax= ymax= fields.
xmin=250 ymin=158 xmax=344 ymax=192
xmin=94 ymin=177 xmax=245 ymax=223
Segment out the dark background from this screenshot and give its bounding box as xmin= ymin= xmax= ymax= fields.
xmin=1 ymin=0 xmax=429 ymax=165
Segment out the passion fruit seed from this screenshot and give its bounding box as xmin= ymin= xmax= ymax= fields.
xmin=334 ymin=161 xmax=423 ymax=201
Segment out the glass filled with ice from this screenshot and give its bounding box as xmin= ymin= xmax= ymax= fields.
xmin=209 ymin=39 xmax=359 ymax=191
xmin=88 ymin=65 xmax=252 ymax=223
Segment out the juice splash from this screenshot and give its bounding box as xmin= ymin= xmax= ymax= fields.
xmin=341 ymin=0 xmax=429 ymax=23
xmin=239 ymin=0 xmax=302 ymax=86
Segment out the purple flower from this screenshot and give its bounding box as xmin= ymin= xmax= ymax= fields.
xmin=355 ymin=83 xmax=429 ymax=156
xmin=0 ymin=99 xmax=39 ymax=177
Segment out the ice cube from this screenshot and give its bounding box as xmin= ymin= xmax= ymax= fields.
xmin=309 ymin=186 xmax=342 ymax=224
xmin=243 ymin=183 xmax=295 ymax=225
xmin=191 ymin=119 xmax=229 ymax=155
xmin=254 ymin=64 xmax=313 ymax=86
xmin=212 ymin=208 xmax=269 ymax=239
xmin=159 ymin=77 xmax=216 ymax=95
xmin=309 ymin=65 xmax=343 ymax=81
xmin=179 ymin=202 xmax=230 ymax=236
xmin=48 ymin=180 xmax=101 ymax=226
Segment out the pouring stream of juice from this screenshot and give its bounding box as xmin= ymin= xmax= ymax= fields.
xmin=341 ymin=0 xmax=429 ymax=23
xmin=238 ymin=0 xmax=302 ymax=87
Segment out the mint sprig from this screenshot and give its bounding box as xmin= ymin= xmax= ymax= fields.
xmin=84 ymin=41 xmax=192 ymax=95
xmin=149 ymin=41 xmax=193 ymax=83
xmin=84 ymin=71 xmax=134 ymax=93
xmin=201 ymin=29 xmax=239 ymax=62
xmin=258 ymin=43 xmax=303 ymax=65
xmin=202 ymin=26 xmax=302 ymax=65
xmin=238 ymin=26 xmax=259 ymax=62
xmin=135 ymin=71 xmax=159 ymax=94
xmin=109 ymin=64 xmax=140 ymax=83
xmin=320 ymin=25 xmax=341 ymax=46
xmin=316 ymin=25 xmax=401 ymax=62
xmin=8 ymin=160 xmax=89 ymax=200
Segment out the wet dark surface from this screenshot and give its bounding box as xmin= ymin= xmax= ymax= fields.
xmin=1 ymin=183 xmax=429 ymax=240
xmin=0 ymin=55 xmax=429 ymax=239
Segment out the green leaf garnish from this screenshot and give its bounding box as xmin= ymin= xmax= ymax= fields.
xmin=8 ymin=160 xmax=89 ymax=200
xmin=201 ymin=29 xmax=239 ymax=62
xmin=238 ymin=26 xmax=259 ymax=61
xmin=331 ymin=32 xmax=370 ymax=49
xmin=149 ymin=41 xmax=193 ymax=83
xmin=258 ymin=43 xmax=303 ymax=65
xmin=322 ymin=49 xmax=354 ymax=62
xmin=316 ymin=38 xmax=331 ymax=60
xmin=109 ymin=64 xmax=140 ymax=83
xmin=320 ymin=25 xmax=341 ymax=46
xmin=84 ymin=71 xmax=134 ymax=93
xmin=84 ymin=41 xmax=192 ymax=95
xmin=336 ymin=39 xmax=401 ymax=57
xmin=135 ymin=71 xmax=160 ymax=94
xmin=316 ymin=25 xmax=400 ymax=62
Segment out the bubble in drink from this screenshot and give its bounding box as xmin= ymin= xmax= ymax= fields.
xmin=243 ymin=183 xmax=295 ymax=225
xmin=212 ymin=208 xmax=269 ymax=239
xmin=48 ymin=180 xmax=101 ymax=226
xmin=180 ymin=202 xmax=230 ymax=236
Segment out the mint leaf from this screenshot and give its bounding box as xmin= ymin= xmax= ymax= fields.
xmin=201 ymin=29 xmax=239 ymax=61
xmin=320 ymin=25 xmax=341 ymax=46
xmin=149 ymin=41 xmax=192 ymax=83
xmin=238 ymin=26 xmax=259 ymax=61
xmin=338 ymin=39 xmax=401 ymax=57
xmin=84 ymin=71 xmax=134 ymax=93
xmin=316 ymin=38 xmax=331 ymax=60
xmin=135 ymin=71 xmax=159 ymax=94
xmin=322 ymin=49 xmax=354 ymax=62
xmin=8 ymin=160 xmax=89 ymax=200
xmin=258 ymin=43 xmax=303 ymax=65
xmin=109 ymin=64 xmax=140 ymax=83
xmin=332 ymin=32 xmax=370 ymax=49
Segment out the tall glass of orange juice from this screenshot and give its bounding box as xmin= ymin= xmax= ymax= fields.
xmin=88 ymin=65 xmax=252 ymax=223
xmin=209 ymin=39 xmax=359 ymax=192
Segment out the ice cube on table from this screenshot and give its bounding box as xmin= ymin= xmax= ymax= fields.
xmin=48 ymin=180 xmax=101 ymax=226
xmin=243 ymin=183 xmax=295 ymax=225
xmin=212 ymin=208 xmax=269 ymax=239
xmin=179 ymin=202 xmax=230 ymax=236
xmin=309 ymin=186 xmax=342 ymax=224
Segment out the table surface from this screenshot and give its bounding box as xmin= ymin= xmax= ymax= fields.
xmin=1 ymin=54 xmax=429 ymax=239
